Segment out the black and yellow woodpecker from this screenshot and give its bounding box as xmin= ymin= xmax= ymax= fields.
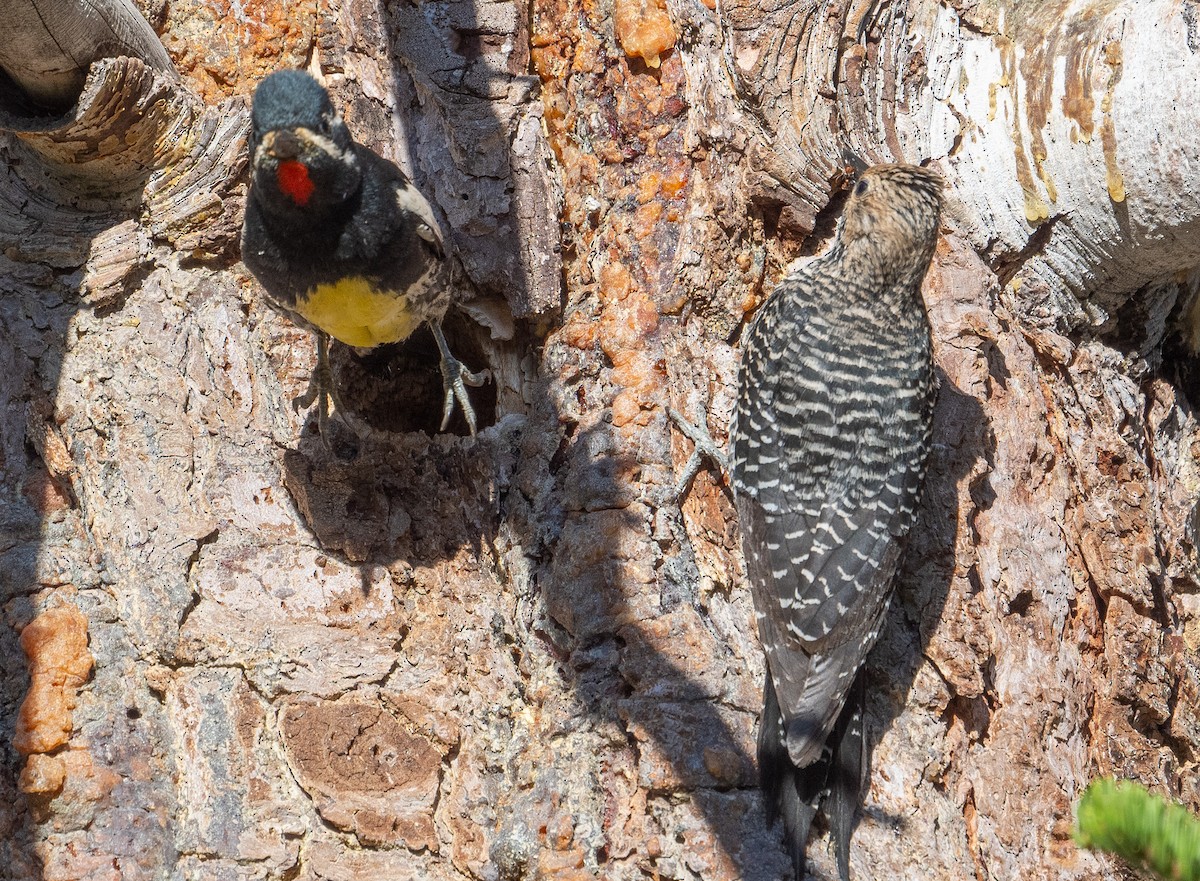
xmin=241 ymin=69 xmax=486 ymax=436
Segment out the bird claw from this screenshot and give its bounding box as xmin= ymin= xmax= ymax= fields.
xmin=431 ymin=321 xmax=489 ymax=436
xmin=291 ymin=375 xmax=322 ymax=414
xmin=439 ymin=358 xmax=489 ymax=436
xmin=292 ymin=333 xmax=353 ymax=454
xmin=668 ymin=407 xmax=731 ymax=499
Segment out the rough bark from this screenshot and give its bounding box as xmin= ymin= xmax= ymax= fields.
xmin=0 ymin=0 xmax=176 ymax=108
xmin=1 ymin=1 xmax=1198 ymax=881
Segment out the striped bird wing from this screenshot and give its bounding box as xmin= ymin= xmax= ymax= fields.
xmin=732 ymin=271 xmax=928 ymax=766
xmin=738 ymin=493 xmax=900 ymax=766
xmin=742 ymin=497 xmax=900 ymax=645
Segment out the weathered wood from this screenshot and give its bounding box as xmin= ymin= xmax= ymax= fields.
xmin=0 ymin=0 xmax=175 ymax=108
xmin=727 ymin=0 xmax=1200 ymax=332
xmin=0 ymin=55 xmax=248 ymax=299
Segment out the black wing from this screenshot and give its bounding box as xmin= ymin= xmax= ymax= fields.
xmin=732 ymin=266 xmax=931 ymax=763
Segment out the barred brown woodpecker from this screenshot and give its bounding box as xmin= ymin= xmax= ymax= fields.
xmin=241 ymin=69 xmax=486 ymax=436
xmin=731 ymin=164 xmax=941 ymax=879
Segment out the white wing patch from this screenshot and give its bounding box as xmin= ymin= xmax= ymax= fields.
xmin=396 ymin=182 xmax=445 ymax=249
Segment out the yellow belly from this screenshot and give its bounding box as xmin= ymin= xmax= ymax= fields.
xmin=295 ymin=277 xmax=421 ymax=348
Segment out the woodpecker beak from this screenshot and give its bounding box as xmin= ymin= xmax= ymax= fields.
xmin=832 ymin=148 xmax=870 ymax=191
xmin=841 ymin=148 xmax=869 ymax=176
xmin=264 ymin=129 xmax=304 ymax=160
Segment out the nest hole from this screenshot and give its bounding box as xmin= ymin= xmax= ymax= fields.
xmin=1163 ymin=329 xmax=1200 ymax=410
xmin=0 ymin=67 xmax=72 ymax=117
xmin=330 ymin=310 xmax=499 ymax=436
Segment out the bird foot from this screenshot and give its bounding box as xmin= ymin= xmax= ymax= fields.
xmin=290 ymin=370 xmax=325 ymax=415
xmin=291 ymin=333 xmax=356 ymax=455
xmin=668 ymin=407 xmax=731 ymax=499
xmin=439 ymin=356 xmax=489 ymax=436
xmin=431 ymin=322 xmax=489 ymax=436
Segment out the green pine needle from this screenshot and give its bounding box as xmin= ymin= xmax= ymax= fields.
xmin=1075 ymin=778 xmax=1200 ymax=881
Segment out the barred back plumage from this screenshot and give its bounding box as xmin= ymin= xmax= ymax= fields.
xmin=730 ymin=163 xmax=942 ymax=880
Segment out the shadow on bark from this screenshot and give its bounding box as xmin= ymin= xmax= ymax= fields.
xmin=0 ymin=60 xmax=167 ymax=879
xmin=863 ymin=373 xmax=991 ymax=836
xmin=0 ymin=271 xmax=73 ymax=880
xmin=535 ymin=425 xmax=793 ymax=878
xmin=270 ymin=3 xmax=787 ymax=873
xmin=0 ymin=54 xmax=248 ymax=879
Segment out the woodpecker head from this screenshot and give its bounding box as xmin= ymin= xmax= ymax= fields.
xmin=249 ymin=70 xmax=362 ymax=217
xmin=839 ymin=163 xmax=943 ymax=288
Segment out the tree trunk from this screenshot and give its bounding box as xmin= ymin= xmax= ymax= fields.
xmin=1 ymin=0 xmax=1197 ymax=880
xmin=0 ymin=0 xmax=175 ymax=108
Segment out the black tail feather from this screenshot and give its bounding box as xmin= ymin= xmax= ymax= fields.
xmin=758 ymin=670 xmax=867 ymax=881
xmin=759 ymin=670 xmax=819 ymax=880
xmin=826 ymin=673 xmax=866 ymax=881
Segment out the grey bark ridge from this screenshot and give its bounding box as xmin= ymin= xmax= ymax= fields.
xmin=0 ymin=55 xmax=249 ymax=300
xmin=0 ymin=0 xmax=176 ymax=108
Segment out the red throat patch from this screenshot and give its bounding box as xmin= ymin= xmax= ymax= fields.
xmin=277 ymin=160 xmax=315 ymax=206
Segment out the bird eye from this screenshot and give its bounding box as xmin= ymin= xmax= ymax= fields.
xmin=854 ymin=179 xmax=869 ymax=196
